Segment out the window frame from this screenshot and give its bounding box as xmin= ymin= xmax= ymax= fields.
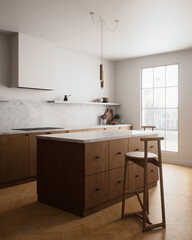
xmin=140 ymin=64 xmax=179 ymax=153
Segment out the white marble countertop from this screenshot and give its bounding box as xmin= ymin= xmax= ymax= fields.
xmin=37 ymin=130 xmax=157 ymax=143
xmin=0 ymin=124 xmax=132 ymax=135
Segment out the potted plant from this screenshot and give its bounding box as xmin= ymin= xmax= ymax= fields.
xmin=114 ymin=114 xmax=120 ymax=124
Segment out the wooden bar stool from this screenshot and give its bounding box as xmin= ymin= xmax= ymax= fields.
xmin=121 ymin=137 xmax=166 ymax=232
xmin=141 ymin=126 xmax=156 ymax=131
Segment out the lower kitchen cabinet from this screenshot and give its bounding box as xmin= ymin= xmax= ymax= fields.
xmin=4 ymin=134 xmax=29 ymax=182
xmin=0 ymin=136 xmax=6 ymax=183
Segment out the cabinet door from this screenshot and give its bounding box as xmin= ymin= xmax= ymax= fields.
xmin=109 ymin=167 xmax=124 ymax=199
xmin=85 ymin=172 xmax=108 ymax=209
xmin=0 ymin=136 xmax=6 ymax=183
xmin=85 ymin=141 xmax=108 ymax=176
xmin=4 ymin=134 xmax=29 ymax=182
xmin=109 ymin=139 xmax=128 ymax=170
xmin=129 ymin=137 xmax=144 ymax=152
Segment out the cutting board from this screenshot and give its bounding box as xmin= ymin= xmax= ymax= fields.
xmin=105 ymin=108 xmax=113 ymax=124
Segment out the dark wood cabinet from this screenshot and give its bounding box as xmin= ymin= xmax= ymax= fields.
xmin=0 ymin=136 xmax=6 ymax=183
xmin=4 ymin=134 xmax=29 ymax=182
xmin=37 ymin=136 xmax=159 ymax=217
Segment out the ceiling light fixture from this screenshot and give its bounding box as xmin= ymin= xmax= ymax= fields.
xmin=90 ymin=12 xmax=119 ymax=88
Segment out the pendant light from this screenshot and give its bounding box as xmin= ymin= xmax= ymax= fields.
xmin=90 ymin=12 xmax=119 ymax=88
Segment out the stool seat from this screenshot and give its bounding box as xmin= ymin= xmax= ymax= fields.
xmin=125 ymin=151 xmax=157 ymax=159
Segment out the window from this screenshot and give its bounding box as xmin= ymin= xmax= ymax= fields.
xmin=141 ymin=64 xmax=178 ymax=152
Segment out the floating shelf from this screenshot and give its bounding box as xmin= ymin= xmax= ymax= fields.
xmin=47 ymin=100 xmax=120 ymax=106
xmin=0 ymin=99 xmax=10 ymax=102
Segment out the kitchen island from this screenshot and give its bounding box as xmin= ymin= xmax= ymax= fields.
xmin=37 ymin=130 xmax=158 ymax=217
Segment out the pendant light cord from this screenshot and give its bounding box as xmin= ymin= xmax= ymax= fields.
xmin=90 ymin=13 xmax=119 ymax=31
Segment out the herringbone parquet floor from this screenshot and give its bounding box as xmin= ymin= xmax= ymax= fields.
xmin=0 ymin=164 xmax=192 ymax=240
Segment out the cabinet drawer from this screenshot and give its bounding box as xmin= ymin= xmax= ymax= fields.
xmin=128 ymin=163 xmax=144 ymax=191
xmin=109 ymin=167 xmax=124 ymax=199
xmin=147 ymin=135 xmax=158 ymax=155
xmin=85 ymin=172 xmax=108 ymax=209
xmin=109 ymin=139 xmax=128 ymax=170
xmin=148 ymin=163 xmax=158 ymax=184
xmin=85 ymin=141 xmax=108 ymax=176
xmin=128 ymin=137 xmax=144 ymax=152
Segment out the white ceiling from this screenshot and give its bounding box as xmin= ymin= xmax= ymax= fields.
xmin=0 ymin=0 xmax=192 ymax=60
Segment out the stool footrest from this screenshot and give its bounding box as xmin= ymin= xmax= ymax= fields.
xmin=144 ymin=222 xmax=166 ymax=232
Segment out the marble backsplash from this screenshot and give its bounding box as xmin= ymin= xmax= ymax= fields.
xmin=0 ymin=100 xmax=113 ymax=130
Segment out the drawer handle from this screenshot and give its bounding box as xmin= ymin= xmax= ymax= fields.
xmin=117 ymin=180 xmax=122 ymax=184
xmin=117 ymin=152 xmax=122 ymax=155
xmin=96 ymin=156 xmax=100 ymax=159
xmin=135 ymin=149 xmax=139 ymax=151
xmin=150 ymin=146 xmax=154 ymax=148
xmin=95 ymin=188 xmax=100 ymax=191
xmin=150 ymin=169 xmax=154 ymax=173
xmin=46 ymin=132 xmax=52 ymax=134
xmin=135 ymin=174 xmax=139 ymax=178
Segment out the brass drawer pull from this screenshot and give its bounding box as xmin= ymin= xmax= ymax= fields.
xmin=117 ymin=152 xmax=122 ymax=155
xmin=135 ymin=175 xmax=139 ymax=178
xmin=150 ymin=145 xmax=154 ymax=148
xmin=96 ymin=156 xmax=100 ymax=159
xmin=95 ymin=188 xmax=100 ymax=191
xmin=135 ymin=148 xmax=139 ymax=151
xmin=117 ymin=180 xmax=122 ymax=184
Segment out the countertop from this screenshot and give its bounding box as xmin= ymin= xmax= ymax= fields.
xmin=36 ymin=129 xmax=157 ymax=143
xmin=0 ymin=124 xmax=132 ymax=136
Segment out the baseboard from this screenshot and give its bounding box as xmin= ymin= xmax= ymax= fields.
xmin=163 ymin=158 xmax=192 ymax=167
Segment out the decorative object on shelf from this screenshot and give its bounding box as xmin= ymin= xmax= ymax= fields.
xmin=63 ymin=94 xmax=71 ymax=101
xmin=101 ymin=114 xmax=106 ymax=125
xmin=95 ymin=98 xmax=103 ymax=103
xmin=105 ymin=108 xmax=113 ymax=124
xmin=102 ymin=97 xmax=109 ymax=103
xmin=90 ymin=12 xmax=119 ymax=88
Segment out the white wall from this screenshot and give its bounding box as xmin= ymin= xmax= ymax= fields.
xmin=115 ymin=49 xmax=192 ymax=166
xmin=0 ymin=33 xmax=115 ymax=129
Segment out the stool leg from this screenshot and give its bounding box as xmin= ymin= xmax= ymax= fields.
xmin=121 ymin=158 xmax=128 ymax=219
xmin=142 ymin=163 xmax=149 ymax=231
xmin=158 ymin=141 xmax=166 ymax=228
xmin=147 ymin=189 xmax=149 ymax=214
xmin=142 ymin=141 xmax=149 ymax=232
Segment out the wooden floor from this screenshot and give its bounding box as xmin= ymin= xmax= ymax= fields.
xmin=0 ymin=164 xmax=192 ymax=240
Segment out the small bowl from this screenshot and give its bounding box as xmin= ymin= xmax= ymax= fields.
xmin=102 ymin=97 xmax=109 ymax=103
